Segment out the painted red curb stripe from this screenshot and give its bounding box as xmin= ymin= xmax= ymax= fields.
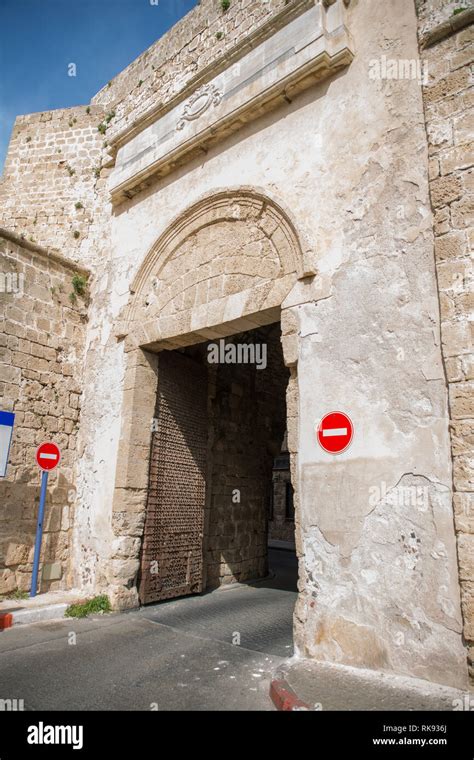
xmin=0 ymin=613 xmax=13 ymax=631
xmin=269 ymin=679 xmax=311 ymax=711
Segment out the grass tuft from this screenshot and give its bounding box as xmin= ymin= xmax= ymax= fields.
xmin=65 ymin=595 xmax=111 ymax=618
xmin=0 ymin=590 xmax=29 ymax=601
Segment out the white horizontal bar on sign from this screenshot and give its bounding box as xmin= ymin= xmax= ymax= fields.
xmin=39 ymin=453 xmax=58 ymax=460
xmin=322 ymin=428 xmax=347 ymax=437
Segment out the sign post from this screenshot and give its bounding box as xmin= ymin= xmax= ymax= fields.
xmin=31 ymin=442 xmax=61 ymax=598
xmin=0 ymin=411 xmax=15 ymax=478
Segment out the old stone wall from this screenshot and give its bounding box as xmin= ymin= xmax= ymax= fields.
xmin=0 ymin=232 xmax=88 ymax=594
xmin=0 ymin=3 xmax=297 ymax=259
xmin=0 ymin=105 xmax=111 ymax=270
xmin=416 ymin=2 xmax=474 ymax=681
xmin=91 ymin=0 xmax=305 ymax=142
xmin=416 ymin=0 xmax=474 ymax=38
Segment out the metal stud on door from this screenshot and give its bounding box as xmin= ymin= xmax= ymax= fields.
xmin=138 ymin=351 xmax=208 ymax=604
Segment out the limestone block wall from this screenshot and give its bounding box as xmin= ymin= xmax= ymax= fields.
xmin=91 ymin=0 xmax=304 ymax=142
xmin=0 ymin=104 xmax=110 ymax=270
xmin=416 ymin=3 xmax=474 ymax=681
xmin=416 ymin=0 xmax=474 ymax=37
xmin=0 ymin=233 xmax=88 ymax=594
xmin=0 ymin=103 xmax=112 ymax=595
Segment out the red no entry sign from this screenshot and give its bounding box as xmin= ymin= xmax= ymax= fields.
xmin=317 ymin=411 xmax=353 ymax=454
xmin=36 ymin=442 xmax=61 ymax=471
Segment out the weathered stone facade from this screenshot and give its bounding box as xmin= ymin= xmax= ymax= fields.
xmin=0 ymin=231 xmax=88 ymax=593
xmin=416 ymin=0 xmax=474 ymax=682
xmin=0 ymin=0 xmax=472 ymax=690
xmin=0 ymin=105 xmax=110 ymax=268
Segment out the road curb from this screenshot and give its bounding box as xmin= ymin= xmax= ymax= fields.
xmin=270 ymin=658 xmax=471 ymax=711
xmin=0 ymin=603 xmax=71 ymax=628
xmin=12 ymin=603 xmax=69 ymax=626
xmin=269 ymin=678 xmax=311 ymax=711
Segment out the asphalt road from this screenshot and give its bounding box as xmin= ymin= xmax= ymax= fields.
xmin=0 ymin=548 xmax=297 ymax=711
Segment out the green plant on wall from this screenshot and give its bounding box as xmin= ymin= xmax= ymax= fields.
xmin=96 ymin=112 xmax=114 ymax=136
xmin=69 ymin=273 xmax=88 ymax=306
xmin=221 ymin=0 xmax=230 ymax=11
xmin=72 ymin=274 xmax=87 ymax=296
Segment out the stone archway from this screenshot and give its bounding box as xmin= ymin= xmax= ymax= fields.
xmin=108 ymin=188 xmax=305 ymax=610
xmin=115 ymin=188 xmax=311 ymax=351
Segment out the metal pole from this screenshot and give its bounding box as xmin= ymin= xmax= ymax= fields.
xmin=30 ymin=470 xmax=48 ymax=598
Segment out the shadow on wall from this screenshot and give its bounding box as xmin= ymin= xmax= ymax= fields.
xmin=204 ymin=323 xmax=289 ymax=589
xmin=0 ymin=471 xmax=73 ymax=594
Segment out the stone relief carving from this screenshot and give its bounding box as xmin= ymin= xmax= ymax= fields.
xmin=176 ymin=84 xmax=223 ymax=130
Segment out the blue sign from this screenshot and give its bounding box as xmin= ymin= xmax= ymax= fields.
xmin=0 ymin=411 xmax=15 ymax=477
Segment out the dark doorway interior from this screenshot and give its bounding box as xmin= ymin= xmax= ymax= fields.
xmin=203 ymin=322 xmax=290 ymax=590
xmin=138 ymin=321 xmax=297 ymax=605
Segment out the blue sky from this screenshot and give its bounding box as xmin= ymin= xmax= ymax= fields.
xmin=0 ymin=0 xmax=198 ymax=171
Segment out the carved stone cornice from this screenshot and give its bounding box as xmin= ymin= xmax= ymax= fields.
xmin=108 ymin=2 xmax=354 ymax=204
xmin=108 ymin=0 xmax=316 ymax=153
xmin=176 ymin=85 xmax=223 ymax=131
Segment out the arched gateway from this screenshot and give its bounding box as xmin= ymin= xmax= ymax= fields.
xmin=109 ymin=188 xmax=305 ymax=611
xmin=0 ymin=0 xmax=469 ymax=694
xmin=115 ymin=188 xmax=309 ymax=349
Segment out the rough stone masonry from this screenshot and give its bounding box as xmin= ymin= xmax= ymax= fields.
xmin=0 ymin=0 xmax=472 ymax=689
